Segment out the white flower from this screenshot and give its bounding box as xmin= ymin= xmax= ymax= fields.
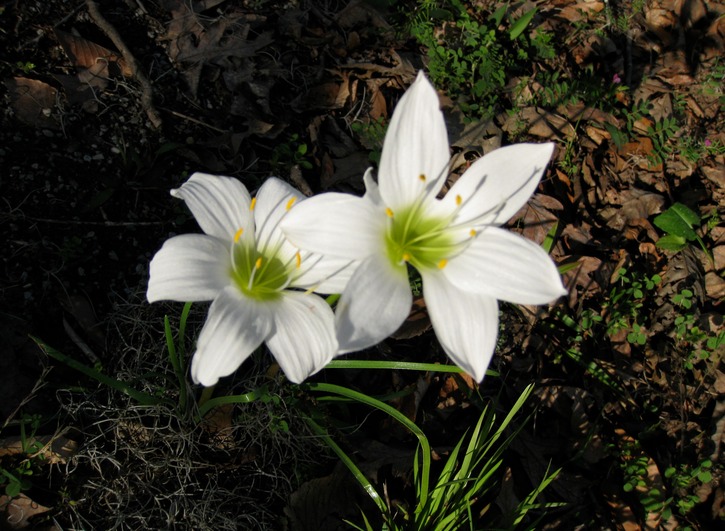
xmin=147 ymin=173 xmax=352 ymax=386
xmin=281 ymin=72 xmax=567 ymax=382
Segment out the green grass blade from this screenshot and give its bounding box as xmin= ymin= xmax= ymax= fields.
xmin=303 ymin=415 xmax=387 ymax=515
xmin=306 ymin=382 xmax=432 ymax=509
xmin=325 ymin=359 xmax=498 ymax=377
xmin=32 ymin=336 xmax=169 ymax=407
xmin=196 ymin=388 xmax=266 ymax=419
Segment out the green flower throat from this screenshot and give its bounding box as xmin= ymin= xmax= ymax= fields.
xmin=384 ymin=205 xmax=457 ymax=271
xmin=231 ymin=241 xmax=290 ymax=301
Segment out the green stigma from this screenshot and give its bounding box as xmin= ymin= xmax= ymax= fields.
xmin=384 ymin=205 xmax=455 ymax=271
xmin=230 ymin=243 xmax=289 ymax=301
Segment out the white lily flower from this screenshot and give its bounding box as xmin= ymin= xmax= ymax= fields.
xmin=281 ymin=72 xmax=567 ymax=382
xmin=147 ymin=173 xmax=352 ymax=386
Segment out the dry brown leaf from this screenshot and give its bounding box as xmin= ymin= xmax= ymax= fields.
xmin=336 ymin=0 xmax=393 ymax=32
xmin=54 ymin=29 xmax=131 ymax=76
xmin=561 ymin=221 xmax=596 ymax=247
xmin=601 ymin=188 xmax=665 ymax=231
xmin=705 ymin=271 xmax=725 ymax=300
xmin=644 ymin=0 xmax=679 ymax=47
xmin=561 ymin=255 xmax=604 ymax=306
xmin=511 ymin=194 xmax=564 ymax=245
xmin=391 ymin=296 xmax=431 ymax=339
xmin=4 ymin=77 xmax=59 ymax=128
xmin=0 ymin=434 xmax=77 ymax=464
xmin=164 ymin=3 xmax=272 ymax=95
xmin=291 ymin=74 xmax=351 ymax=112
xmin=713 ymin=245 xmax=725 ymax=272
xmin=711 ymin=399 xmax=725 ymax=462
xmin=616 ymin=136 xmax=658 ymax=172
xmin=0 ymin=493 xmax=60 ymax=530
xmin=366 ymin=78 xmax=388 ymax=120
xmin=501 ymin=106 xmax=576 ymax=140
xmin=558 ymin=0 xmax=605 ymax=23
xmin=284 ymin=462 xmax=377 ymax=531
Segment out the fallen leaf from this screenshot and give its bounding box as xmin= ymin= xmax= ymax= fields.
xmin=601 ymin=188 xmax=665 ymax=231
xmin=54 ymin=29 xmax=131 ymax=76
xmin=4 ymin=77 xmax=59 ymax=128
xmin=284 ymin=462 xmax=381 ymax=531
xmin=561 ymin=255 xmax=604 ymax=306
xmin=511 ymin=194 xmax=564 ymax=245
xmin=0 ymin=493 xmax=60 ymax=530
xmin=705 ymin=272 xmax=725 ymax=300
xmin=501 ymin=106 xmax=576 ymax=140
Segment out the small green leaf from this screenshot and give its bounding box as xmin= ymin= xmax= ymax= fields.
xmin=656 ymin=234 xmax=687 ymax=251
xmin=490 ymin=5 xmax=508 ymax=26
xmin=653 ymin=203 xmax=700 ymax=240
xmin=509 ymin=8 xmax=537 ymax=40
xmin=5 ymin=480 xmax=21 ymax=498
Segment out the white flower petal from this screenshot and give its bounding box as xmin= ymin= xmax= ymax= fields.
xmin=378 ymin=72 xmax=450 ymax=211
xmin=190 ymin=287 xmax=274 ymax=386
xmin=292 ymin=254 xmax=355 ymax=294
xmin=362 ymin=168 xmax=383 ymax=206
xmin=171 ymin=172 xmax=252 ymax=241
xmin=422 ymin=271 xmax=499 ymax=382
xmin=446 ymin=143 xmax=555 ymax=226
xmin=282 ymin=193 xmax=384 ymax=260
xmin=254 ymin=177 xmax=303 ymax=258
xmin=335 ymin=255 xmax=412 ymax=353
xmin=147 ymin=234 xmax=230 ymax=303
xmin=444 ymin=227 xmax=567 ymax=304
xmin=266 ymin=292 xmax=337 ymax=383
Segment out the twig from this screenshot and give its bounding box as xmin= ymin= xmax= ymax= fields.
xmin=160 ymin=107 xmax=229 ymax=133
xmin=85 ymin=0 xmax=162 ymax=129
xmin=10 ymin=213 xmax=168 ymax=227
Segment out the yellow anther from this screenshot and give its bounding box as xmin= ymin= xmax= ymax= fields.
xmin=233 ymin=228 xmax=243 ymax=243
xmin=255 ymin=257 xmax=263 ymax=269
xmin=402 ymin=252 xmax=411 ymax=262
xmin=437 ymin=259 xmax=448 ymax=269
xmin=419 ymin=174 xmax=426 ymax=182
xmin=455 ymin=194 xmax=462 ymax=206
xmin=385 ymin=207 xmax=394 ymax=218
xmin=295 ymin=252 xmax=301 ymax=269
xmin=469 ymin=229 xmax=477 ymax=237
xmin=286 ymin=197 xmax=296 ymax=211
xmin=250 ymin=197 xmax=257 ymax=211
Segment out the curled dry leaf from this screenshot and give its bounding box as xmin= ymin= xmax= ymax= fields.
xmin=510 ymin=194 xmax=564 ymax=246
xmin=561 ymin=255 xmax=604 ymax=307
xmin=4 ymin=77 xmax=59 ymax=128
xmin=0 ymin=493 xmax=60 ymax=530
xmin=501 ymin=106 xmax=576 ymax=140
xmin=54 ymin=29 xmax=131 ymax=76
xmin=601 ymin=187 xmax=665 ymax=231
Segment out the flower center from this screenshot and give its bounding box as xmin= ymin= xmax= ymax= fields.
xmin=230 ymin=241 xmax=290 ymax=301
xmin=384 ymin=205 xmax=455 ymax=271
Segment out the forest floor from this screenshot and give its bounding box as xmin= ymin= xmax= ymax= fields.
xmin=1 ymin=0 xmax=723 ymax=529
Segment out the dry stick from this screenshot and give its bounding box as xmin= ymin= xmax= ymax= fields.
xmin=85 ymin=0 xmax=162 ymax=129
